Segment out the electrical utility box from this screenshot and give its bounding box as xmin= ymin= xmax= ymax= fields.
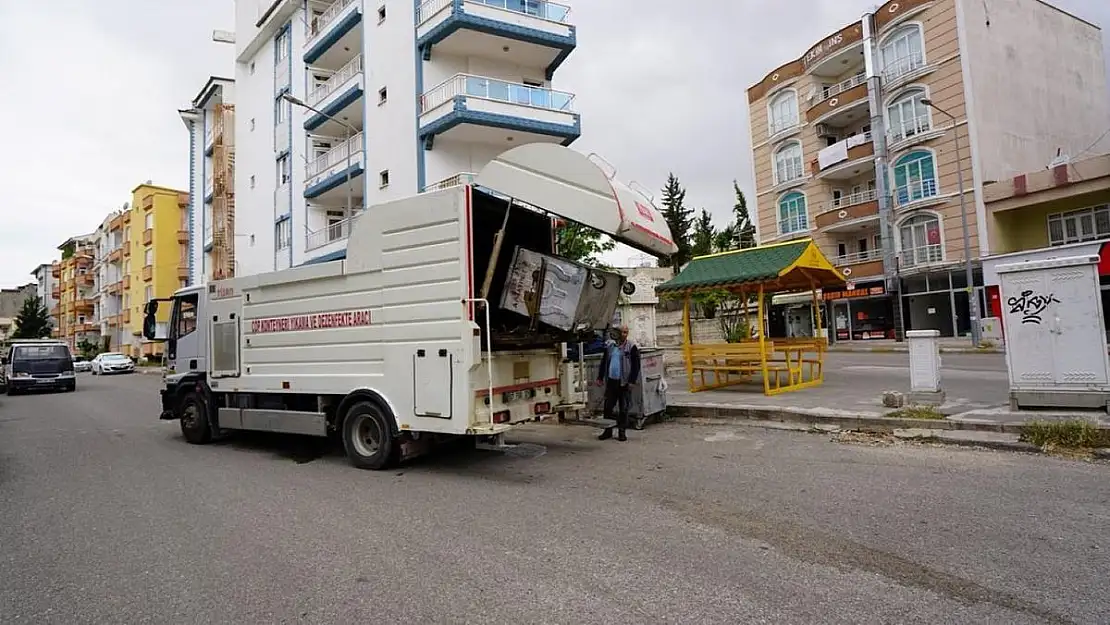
xmin=997 ymin=254 xmax=1110 ymax=412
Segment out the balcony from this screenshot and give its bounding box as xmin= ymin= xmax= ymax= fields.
xmin=203 ymin=223 xmax=213 ymax=251
xmin=887 ymin=114 xmax=943 ymax=152
xmin=51 ymin=287 xmax=60 ymax=299
xmin=74 ymin=298 xmax=95 ymax=314
xmin=777 ymin=215 xmax=809 ymax=238
xmin=422 ymin=172 xmax=477 ymax=192
xmin=142 ymin=265 xmax=153 ymax=282
xmin=122 ymin=274 xmax=131 ymax=289
xmin=807 ymin=73 xmax=868 ymax=126
xmin=123 ymin=310 xmax=131 ymax=324
xmin=304 ymin=0 xmax=362 ymax=65
xmin=204 ymin=178 xmax=214 ymax=203
xmin=141 ymin=194 xmax=154 ymax=211
xmin=177 ymin=229 xmax=189 ymax=244
xmin=306 ymin=212 xmax=362 ymax=251
xmin=108 ymin=247 xmax=122 ymax=263
xmin=803 ymin=23 xmax=865 ymax=78
xmin=109 ymin=214 xmax=124 ymax=232
xmin=419 ymin=74 xmax=579 ymax=149
xmin=177 ymin=266 xmax=189 ymax=280
xmin=834 ymin=249 xmax=885 ymax=279
xmin=899 ymin=244 xmax=944 ymax=269
xmin=77 ymin=273 xmax=95 ymax=288
xmin=303 ymin=55 xmax=364 ymax=132
xmin=812 ymin=132 xmax=875 ymax=180
xmin=142 ymin=228 xmax=153 ymax=246
xmin=882 ymin=51 xmax=932 ymax=92
xmin=894 ymin=178 xmax=941 ymax=210
xmin=123 ymin=244 xmax=131 ymax=258
xmin=106 ymin=281 xmax=122 ymax=295
xmin=814 ymin=189 xmax=880 ymax=232
xmin=178 ymin=192 xmax=189 ymax=208
xmin=304 ymin=133 xmax=365 ymax=199
xmin=417 ymin=0 xmax=576 ymax=78
xmin=51 ymin=264 xmax=61 ymax=278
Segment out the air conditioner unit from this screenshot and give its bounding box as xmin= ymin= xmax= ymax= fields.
xmin=815 ymin=124 xmax=838 ymax=140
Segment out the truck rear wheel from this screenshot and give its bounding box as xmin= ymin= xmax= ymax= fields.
xmin=341 ymin=401 xmax=399 ymax=470
xmin=179 ymin=393 xmax=212 ymax=445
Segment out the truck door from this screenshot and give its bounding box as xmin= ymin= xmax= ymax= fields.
xmin=167 ymin=293 xmax=203 ymax=373
xmin=413 ymin=347 xmax=453 ymax=419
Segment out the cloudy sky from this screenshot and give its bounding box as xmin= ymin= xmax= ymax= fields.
xmin=1 ymin=0 xmax=1108 ymax=286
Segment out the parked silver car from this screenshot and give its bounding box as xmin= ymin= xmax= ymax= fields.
xmin=91 ymin=352 xmax=135 ymax=375
xmin=73 ymin=357 xmax=93 ymax=373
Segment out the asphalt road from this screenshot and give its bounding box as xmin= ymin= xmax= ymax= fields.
xmin=1 ymin=373 xmax=1107 ymax=624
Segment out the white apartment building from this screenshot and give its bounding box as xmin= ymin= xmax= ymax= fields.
xmin=29 ymin=263 xmax=57 ymax=323
xmin=180 ymin=77 xmax=237 ymax=286
xmin=230 ymin=0 xmax=579 ymax=274
xmin=95 ymin=209 xmax=128 ymax=352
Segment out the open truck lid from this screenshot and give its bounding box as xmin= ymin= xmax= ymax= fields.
xmin=475 ymin=144 xmax=679 ymax=258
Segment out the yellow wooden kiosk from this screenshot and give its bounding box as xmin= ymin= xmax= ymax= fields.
xmin=655 ymin=239 xmax=847 ymax=396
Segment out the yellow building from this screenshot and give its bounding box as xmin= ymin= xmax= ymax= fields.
xmin=50 ymin=235 xmax=98 ymax=350
xmin=120 ymin=183 xmax=190 ymax=360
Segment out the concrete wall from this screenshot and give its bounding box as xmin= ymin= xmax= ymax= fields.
xmin=654 ymin=308 xmax=725 ymax=371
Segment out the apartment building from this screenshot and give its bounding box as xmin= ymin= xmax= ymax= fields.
xmin=229 ymin=0 xmax=579 ymax=275
xmin=29 ymin=263 xmax=57 ymax=325
xmin=50 ymin=235 xmax=99 ymax=350
xmin=180 ymin=77 xmax=237 ymax=286
xmin=0 ymin=284 xmax=37 ymax=342
xmin=97 ymin=207 xmax=129 ymax=352
xmin=747 ymin=0 xmax=1109 ymax=341
xmin=120 ymin=184 xmax=191 ymax=359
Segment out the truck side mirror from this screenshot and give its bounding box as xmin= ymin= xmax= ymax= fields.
xmin=142 ymin=315 xmax=158 ymax=340
xmin=144 ymin=300 xmax=159 ymax=316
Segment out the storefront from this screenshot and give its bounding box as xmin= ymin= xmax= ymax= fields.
xmin=823 ymin=281 xmax=894 ymax=341
xmin=768 ymin=291 xmax=826 ymax=339
xmin=899 ymin=267 xmax=985 ymax=338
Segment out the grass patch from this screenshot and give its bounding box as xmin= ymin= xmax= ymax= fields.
xmin=885 ymin=405 xmax=946 ymax=420
xmin=1019 ymin=420 xmax=1110 ymax=449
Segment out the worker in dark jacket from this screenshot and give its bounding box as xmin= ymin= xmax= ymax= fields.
xmin=596 ymin=325 xmax=640 ymax=441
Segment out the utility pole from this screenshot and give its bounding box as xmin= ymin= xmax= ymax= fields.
xmin=863 ymin=10 xmax=905 ymax=341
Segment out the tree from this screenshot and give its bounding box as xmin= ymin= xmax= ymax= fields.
xmin=691 ymin=209 xmax=716 ymax=258
xmin=657 ymin=173 xmax=694 ymax=273
xmin=556 ymin=222 xmax=615 ymax=266
xmin=12 ymin=295 xmax=52 ymax=339
xmin=732 ymin=181 xmax=757 ymax=249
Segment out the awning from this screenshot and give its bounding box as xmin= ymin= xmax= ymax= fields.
xmin=656 ymin=239 xmax=847 ymax=295
xmin=476 ymin=144 xmax=678 ymax=258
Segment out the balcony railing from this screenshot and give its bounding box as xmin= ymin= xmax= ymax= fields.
xmin=203 ymin=224 xmax=213 ymax=245
xmin=778 ymin=215 xmax=808 ymax=235
xmin=418 ymin=0 xmax=571 ymax=24
xmin=815 ymin=72 xmax=866 ymax=105
xmin=421 ymin=74 xmax=575 ymax=114
xmin=831 ymin=188 xmax=878 ymax=209
xmin=888 ymin=114 xmax=932 ymax=145
xmin=306 ymin=133 xmax=364 ymax=179
xmin=307 ymin=0 xmax=358 ymax=39
xmin=882 ymin=51 xmax=926 ymax=84
xmin=423 ymin=172 xmax=477 ymax=192
xmin=894 ymin=178 xmax=939 ymax=207
xmin=768 ymin=116 xmax=801 ymax=137
xmin=307 ymin=55 xmax=363 ymax=106
xmin=306 ymin=212 xmax=362 ymax=251
xmin=775 ymin=158 xmax=805 ymax=185
xmin=900 ymin=245 xmax=943 ymax=268
xmin=835 ymin=248 xmax=883 ymax=265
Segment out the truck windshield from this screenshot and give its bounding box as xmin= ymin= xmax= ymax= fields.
xmin=170 ymin=294 xmax=199 ymax=340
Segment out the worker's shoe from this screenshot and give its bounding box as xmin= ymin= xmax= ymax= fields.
xmin=617 ymin=430 xmax=627 ymax=442
xmin=598 ymin=428 xmax=613 ymax=441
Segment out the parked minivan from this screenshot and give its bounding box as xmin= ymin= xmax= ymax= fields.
xmin=1 ymin=340 xmax=77 ymax=395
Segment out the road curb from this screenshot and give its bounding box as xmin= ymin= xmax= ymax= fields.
xmin=826 ymin=347 xmax=1003 ymax=354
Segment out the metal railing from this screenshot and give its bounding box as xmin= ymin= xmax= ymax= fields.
xmin=900 ymin=245 xmax=943 ymax=267
xmin=775 ymin=157 xmax=805 ymax=185
xmin=307 ymin=55 xmax=363 ymax=106
xmin=815 ymin=72 xmax=866 ymax=105
xmin=307 ymin=0 xmax=357 ymax=39
xmin=768 ymin=116 xmax=800 ymax=137
xmin=882 ymin=50 xmax=927 ymax=83
xmin=831 ymin=188 xmax=878 ymax=209
xmin=418 ymin=0 xmax=570 ymax=25
xmin=778 ymin=215 xmax=808 ymax=235
xmin=894 ymin=178 xmax=938 ymax=206
xmin=835 ymin=248 xmax=883 ymax=265
xmin=306 ymin=212 xmax=362 ymax=251
xmin=203 ymin=224 xmax=213 ymax=244
xmin=424 ymin=172 xmax=477 ymax=192
xmin=306 ymin=133 xmax=364 ymax=179
xmin=421 ymin=74 xmax=575 ymax=113
xmin=888 ymin=114 xmax=932 ymax=144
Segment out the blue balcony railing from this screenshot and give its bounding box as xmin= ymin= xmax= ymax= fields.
xmin=421 ymin=74 xmax=575 ymax=114
xmin=417 ymin=0 xmax=571 ymax=24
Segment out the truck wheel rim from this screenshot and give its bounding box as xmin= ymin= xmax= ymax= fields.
xmin=353 ymin=415 xmax=382 ymax=457
xmin=182 ymin=404 xmax=199 ymax=429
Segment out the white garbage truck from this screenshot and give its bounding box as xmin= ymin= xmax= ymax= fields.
xmin=146 ymin=144 xmax=676 ymax=469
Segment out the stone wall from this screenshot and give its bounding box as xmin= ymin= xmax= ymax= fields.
xmin=655 ymin=308 xmax=726 ymax=372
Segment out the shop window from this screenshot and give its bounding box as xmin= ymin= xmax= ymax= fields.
xmin=1047 ymin=205 xmax=1110 ymax=246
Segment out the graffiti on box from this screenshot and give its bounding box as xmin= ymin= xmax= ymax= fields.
xmin=1006 ymin=290 xmax=1061 ymax=325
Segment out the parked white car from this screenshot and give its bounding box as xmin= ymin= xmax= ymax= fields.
xmin=72 ymin=357 xmax=93 ymax=373
xmin=91 ymin=352 xmax=135 ymax=375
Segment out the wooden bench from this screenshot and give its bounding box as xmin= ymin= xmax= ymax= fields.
xmin=686 ymin=341 xmax=790 ymax=391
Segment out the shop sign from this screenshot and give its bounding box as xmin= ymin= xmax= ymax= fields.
xmin=824 ymin=285 xmax=885 ymax=301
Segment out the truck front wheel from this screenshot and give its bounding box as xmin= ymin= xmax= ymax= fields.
xmin=179 ymin=393 xmax=212 ymax=445
xmin=341 ymin=401 xmax=399 ymax=470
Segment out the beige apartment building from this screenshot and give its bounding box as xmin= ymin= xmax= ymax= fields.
xmin=747 ymin=0 xmax=1109 ymax=341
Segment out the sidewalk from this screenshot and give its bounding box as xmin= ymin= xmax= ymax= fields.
xmin=826 ymin=338 xmax=1003 ymax=354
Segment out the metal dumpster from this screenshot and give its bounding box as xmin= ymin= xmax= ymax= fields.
xmin=582 ymin=348 xmax=667 ymax=429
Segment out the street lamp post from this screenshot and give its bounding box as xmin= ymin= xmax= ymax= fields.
xmin=281 ymin=92 xmax=358 ymax=242
xmin=921 ymin=98 xmax=981 ymax=347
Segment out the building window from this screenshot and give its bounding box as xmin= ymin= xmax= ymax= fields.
xmin=277 ymin=154 xmax=290 ymax=186
xmin=144 ymin=249 xmax=154 ymax=266
xmin=881 ymin=24 xmax=925 ymax=83
xmin=144 ymin=212 xmax=154 ymax=229
xmin=377 ymin=5 xmax=386 ymax=22
xmin=887 ymin=89 xmax=931 ymax=143
xmin=899 ymin=214 xmax=943 ymax=267
xmin=768 ymin=90 xmax=799 ymax=136
xmin=145 ymin=286 xmax=153 ymax=302
xmin=379 ymin=170 xmax=390 ymax=188
xmin=1047 ymin=205 xmax=1110 ymax=246
xmin=275 ymin=29 xmax=289 ymax=62
xmin=773 ymin=142 xmax=804 ymax=186
xmin=778 ymin=191 xmax=808 ymax=235
xmin=378 ymin=87 xmax=388 ymax=105
xmin=892 ymin=150 xmax=937 ymax=206
xmin=275 ymin=218 xmax=292 ymax=250
xmin=275 ymin=98 xmax=287 ymax=125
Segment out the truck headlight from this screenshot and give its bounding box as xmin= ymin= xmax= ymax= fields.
xmin=11 ymin=372 xmax=29 ymax=378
